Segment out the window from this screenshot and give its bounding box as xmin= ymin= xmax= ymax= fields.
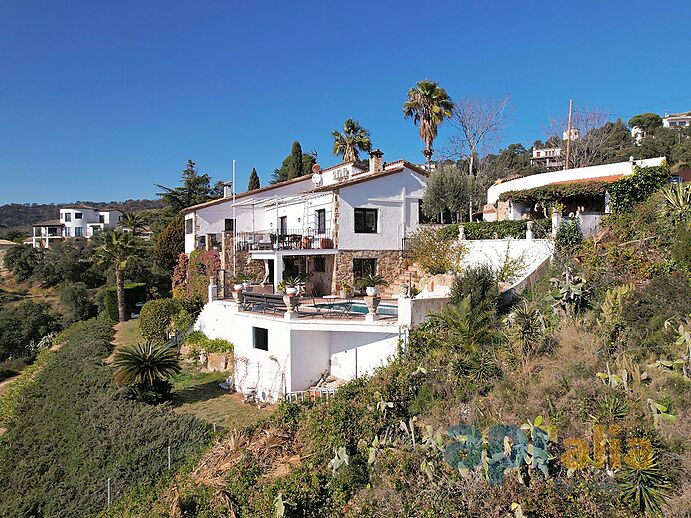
xmin=353 ymin=258 xmax=376 ymax=279
xmin=314 ymin=257 xmax=326 ymax=273
xmin=354 ymin=208 xmax=377 ymax=233
xmin=197 ymin=235 xmax=206 ymax=249
xmin=75 ymin=212 xmax=82 ymax=220
xmin=64 ymin=213 xmax=71 ymax=222
xmin=75 ymin=227 xmax=83 ymax=237
xmin=224 ymin=218 xmax=235 ymax=232
xmin=279 ymin=216 xmax=287 ymax=235
xmin=99 ymin=215 xmax=105 ymax=223
xmin=253 ymin=327 xmax=268 ymax=351
xmin=315 ymin=209 xmax=326 ymax=234
xmin=185 ymin=218 xmax=193 ymax=234
xmin=64 ymin=227 xmax=71 ymax=237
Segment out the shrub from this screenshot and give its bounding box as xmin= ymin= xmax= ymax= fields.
xmin=608 ymin=163 xmax=669 ymax=213
xmin=554 ymin=219 xmax=583 ymax=255
xmin=672 ymin=225 xmax=691 ymax=271
xmin=0 ymin=319 xmax=208 ymax=516
xmin=60 ymin=281 xmax=96 ymax=324
xmin=441 ymin=219 xmax=551 ymax=241
xmin=0 ymin=301 xmax=61 ymax=362
xmin=138 ymin=298 xmax=180 ymax=340
xmin=102 ymin=282 xmax=147 ymax=322
xmin=408 ymin=226 xmax=466 ymax=274
xmin=450 ymin=264 xmax=499 ymax=309
xmin=184 ymin=332 xmax=233 ymax=356
xmin=3 ymin=245 xmax=43 ymax=282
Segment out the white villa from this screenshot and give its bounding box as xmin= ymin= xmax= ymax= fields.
xmin=32 ymin=205 xmax=122 ymax=248
xmin=183 ymin=150 xmax=428 ymax=296
xmin=187 ymin=150 xmax=448 ymax=401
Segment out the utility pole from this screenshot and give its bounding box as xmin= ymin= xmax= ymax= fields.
xmin=232 ymin=159 xmax=237 ymax=278
xmin=564 ymin=99 xmax=573 ymax=170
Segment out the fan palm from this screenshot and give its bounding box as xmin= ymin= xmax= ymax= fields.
xmin=403 ymin=80 xmax=453 ymax=163
xmin=93 ymin=230 xmax=140 ymax=322
xmin=113 ymin=341 xmax=182 ymax=386
xmin=119 ymin=211 xmax=147 ymax=236
xmin=332 ymin=119 xmax=372 ymax=163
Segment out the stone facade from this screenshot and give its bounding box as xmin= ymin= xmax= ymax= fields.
xmin=332 ymin=250 xmax=405 ymax=293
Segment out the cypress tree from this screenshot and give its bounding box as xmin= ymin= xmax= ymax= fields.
xmin=247 ymin=168 xmax=260 ymax=191
xmin=287 ymin=141 xmax=303 ymax=179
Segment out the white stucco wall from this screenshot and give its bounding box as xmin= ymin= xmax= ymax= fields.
xmin=194 ymin=301 xmax=402 ymax=401
xmin=337 ymin=170 xmax=427 ymax=250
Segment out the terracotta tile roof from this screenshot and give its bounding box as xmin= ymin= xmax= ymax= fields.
xmin=181 ymin=174 xmax=314 ymax=213
xmin=543 ymin=174 xmax=624 ymax=187
xmin=32 ymin=219 xmax=64 ymax=227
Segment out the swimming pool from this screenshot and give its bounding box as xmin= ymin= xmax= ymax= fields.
xmin=312 ymin=301 xmax=398 ymax=317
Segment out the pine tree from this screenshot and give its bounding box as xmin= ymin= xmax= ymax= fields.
xmin=247 ymin=168 xmax=260 ymax=191
xmin=270 ymin=142 xmax=316 ymax=184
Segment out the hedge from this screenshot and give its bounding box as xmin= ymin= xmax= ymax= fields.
xmin=138 ymin=298 xmax=180 ymax=341
xmin=103 ymin=282 xmax=147 ymax=322
xmin=439 ymin=219 xmax=551 ymax=240
xmin=0 ymin=319 xmax=208 ymax=517
xmin=608 ymin=164 xmax=669 ymax=212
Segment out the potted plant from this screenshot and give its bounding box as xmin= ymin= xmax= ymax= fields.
xmin=283 ymin=276 xmax=302 ymax=296
xmin=355 ymin=274 xmax=389 ymax=296
xmin=338 ymin=279 xmax=351 ymax=299
xmin=301 ymin=235 xmax=312 ymax=249
xmin=277 ymin=280 xmax=287 ymax=294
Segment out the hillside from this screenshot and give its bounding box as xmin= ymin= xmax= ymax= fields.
xmin=0 ymin=199 xmax=162 ymax=236
xmin=98 ymin=188 xmax=691 ymax=516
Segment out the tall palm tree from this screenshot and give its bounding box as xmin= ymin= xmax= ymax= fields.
xmin=94 ymin=230 xmax=139 ymax=322
xmin=332 ymin=119 xmax=372 ymax=163
xmin=113 ymin=341 xmax=182 ymax=386
xmin=119 ymin=211 xmax=147 ymax=236
xmin=403 ymin=80 xmax=453 ymax=163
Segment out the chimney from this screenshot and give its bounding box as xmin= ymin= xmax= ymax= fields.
xmin=222 ymin=181 xmax=233 ymax=198
xmin=369 ymin=149 xmax=384 ymax=174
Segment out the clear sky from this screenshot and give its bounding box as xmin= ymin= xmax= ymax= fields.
xmin=2 ymin=0 xmax=691 ymax=205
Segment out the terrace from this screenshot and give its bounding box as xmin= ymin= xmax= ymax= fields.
xmin=234 ymin=228 xmax=335 ymax=252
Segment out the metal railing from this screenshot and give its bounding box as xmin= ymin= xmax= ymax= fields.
xmin=284 ymin=387 xmax=338 ymax=403
xmin=234 ymin=228 xmax=334 ymax=251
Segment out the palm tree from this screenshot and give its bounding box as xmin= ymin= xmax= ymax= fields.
xmin=94 ymin=230 xmax=139 ymax=322
xmin=332 ymin=119 xmax=372 ymax=163
xmin=119 ymin=211 xmax=147 ymax=236
xmin=403 ymin=80 xmax=453 ymax=163
xmin=113 ymin=341 xmax=182 ymax=386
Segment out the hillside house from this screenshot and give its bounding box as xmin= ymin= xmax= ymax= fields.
xmin=182 ymin=150 xmax=428 ymax=296
xmin=485 ymin=157 xmax=666 ymax=235
xmin=32 ymin=205 xmax=122 ymax=248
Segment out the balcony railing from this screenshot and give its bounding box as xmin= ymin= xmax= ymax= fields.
xmin=234 ymin=229 xmax=334 ymax=251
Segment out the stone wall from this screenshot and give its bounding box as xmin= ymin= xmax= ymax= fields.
xmin=332 ymin=250 xmax=405 ymax=292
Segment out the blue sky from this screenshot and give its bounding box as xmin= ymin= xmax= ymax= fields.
xmin=2 ymin=0 xmax=691 ymax=205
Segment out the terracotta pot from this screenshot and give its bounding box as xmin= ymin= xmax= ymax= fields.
xmin=320 ymin=238 xmax=333 ymax=249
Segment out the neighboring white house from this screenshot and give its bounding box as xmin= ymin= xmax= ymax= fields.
xmin=182 ymin=150 xmax=429 ymax=295
xmin=663 ymin=111 xmax=691 ymax=128
xmin=530 ymin=146 xmax=563 ymax=169
xmin=32 ymin=205 xmax=122 ymax=248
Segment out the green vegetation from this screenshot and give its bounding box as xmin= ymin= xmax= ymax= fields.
xmin=332 ymin=118 xmax=372 ymax=163
xmin=0 ymin=300 xmax=60 ymax=362
xmin=107 ymin=172 xmax=691 ymax=517
xmin=103 ymin=281 xmax=146 ymax=322
xmin=403 ymin=79 xmax=453 ymax=162
xmin=408 ymin=225 xmax=467 ymax=274
xmin=185 ymin=331 xmax=234 ymax=355
xmin=440 ymin=219 xmax=551 ymax=240
xmin=270 ymin=141 xmax=317 ymax=184
xmin=138 ymin=298 xmax=180 ymax=340
xmin=0 ymin=319 xmax=209 ymax=516
xmin=247 ymin=167 xmax=261 ymax=191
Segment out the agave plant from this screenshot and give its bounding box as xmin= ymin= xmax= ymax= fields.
xmin=618 ymin=447 xmax=670 ymax=516
xmin=113 ymin=341 xmax=182 ymax=386
xmin=659 ymin=182 xmax=691 ymax=223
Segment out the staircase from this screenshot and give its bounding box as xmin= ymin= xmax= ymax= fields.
xmin=380 ymin=262 xmax=425 ymax=299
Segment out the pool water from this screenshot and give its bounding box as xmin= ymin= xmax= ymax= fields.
xmin=313 ymin=302 xmax=398 ymax=317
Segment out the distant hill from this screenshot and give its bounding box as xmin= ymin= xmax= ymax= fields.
xmin=0 ymin=199 xmax=163 ymax=236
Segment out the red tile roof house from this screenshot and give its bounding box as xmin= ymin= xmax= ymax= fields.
xmin=484 ymin=157 xmax=667 ymax=236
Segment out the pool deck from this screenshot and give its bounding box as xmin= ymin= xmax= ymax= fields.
xmin=221 ymin=295 xmax=399 ymax=322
